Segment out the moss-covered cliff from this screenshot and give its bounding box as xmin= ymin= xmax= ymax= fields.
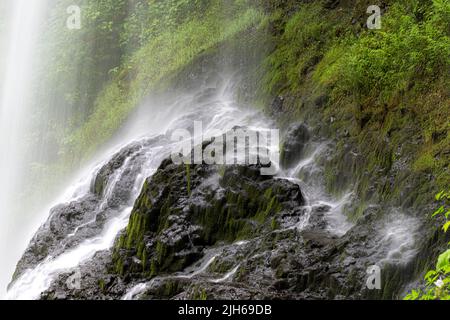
xmin=13 ymin=0 xmax=449 ymax=300
xmin=260 ymin=0 xmax=449 ymax=204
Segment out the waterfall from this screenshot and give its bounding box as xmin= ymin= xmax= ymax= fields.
xmin=0 ymin=0 xmax=47 ymax=297
xmin=0 ymin=1 xmax=427 ymax=301
xmin=5 ymin=77 xmax=274 ymax=299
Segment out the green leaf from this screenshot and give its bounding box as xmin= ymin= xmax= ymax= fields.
xmin=405 ymin=290 xmax=420 ymax=300
xmin=436 ymin=191 xmax=444 ymax=200
xmin=437 ymin=249 xmax=450 ymax=271
xmin=425 ymin=270 xmax=438 ymax=282
xmin=443 ymin=265 xmax=450 ymax=275
xmin=443 ymin=221 xmax=450 ymax=233
xmin=432 ymin=206 xmax=445 ymax=217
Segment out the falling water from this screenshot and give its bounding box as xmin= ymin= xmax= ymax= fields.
xmin=0 ymin=0 xmax=47 ymax=297
xmin=5 ymin=77 xmax=274 ymax=300
xmin=0 ymin=1 xmax=422 ymax=301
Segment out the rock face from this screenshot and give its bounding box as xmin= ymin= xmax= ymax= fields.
xmin=113 ymin=158 xmax=306 ymax=277
xmin=21 ymin=143 xmax=425 ymax=300
xmin=10 ymin=136 xmax=167 ymax=286
xmin=280 ymin=123 xmax=310 ymax=169
xmin=9 ymin=120 xmax=429 ymax=301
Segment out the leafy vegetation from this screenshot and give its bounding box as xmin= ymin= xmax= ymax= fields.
xmin=264 ymin=0 xmax=449 ymax=201
xmin=9 ymin=0 xmax=448 ymax=300
xmin=32 ymin=0 xmax=263 ymax=163
xmin=264 ymin=2 xmax=337 ymax=94
xmin=314 ymin=0 xmax=449 ymax=189
xmin=66 ymin=2 xmax=263 ymax=159
xmin=405 ymin=190 xmax=450 ymax=300
xmin=316 ymin=1 xmax=449 ymax=105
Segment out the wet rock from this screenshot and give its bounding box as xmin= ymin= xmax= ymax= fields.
xmin=323 ymin=0 xmax=340 ymax=10
xmin=270 ymin=96 xmax=284 ymax=116
xmin=12 ymin=194 xmax=99 ymax=279
xmin=301 ymin=230 xmax=337 ymax=247
xmin=112 ymin=150 xmax=306 ymax=279
xmin=42 ymin=250 xmax=123 ymax=300
xmin=91 ymin=142 xmax=142 ymax=197
xmin=314 ymin=94 xmax=329 ymax=108
xmin=16 ymin=133 xmax=428 ymax=301
xmin=280 ymin=123 xmax=310 ymax=169
xmin=10 ymin=137 xmax=161 ymax=285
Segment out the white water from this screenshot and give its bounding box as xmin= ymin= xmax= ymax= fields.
xmin=6 ymin=207 xmax=132 ymax=300
xmin=378 ymin=210 xmax=419 ymax=265
xmin=0 ymin=3 xmax=350 ymax=298
xmin=278 ymin=139 xmax=355 ymax=236
xmin=0 ymin=0 xmax=47 ymax=298
xmin=5 ymin=70 xmax=417 ymax=299
xmin=6 ymin=78 xmax=275 ymax=300
xmin=122 ymin=240 xmax=248 ymax=300
xmin=0 ymin=1 xmax=421 ymax=302
xmin=210 ymin=265 xmax=240 ymax=284
xmin=6 ymin=74 xmax=356 ymax=299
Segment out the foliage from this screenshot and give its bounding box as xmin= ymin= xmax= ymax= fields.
xmin=264 ymin=2 xmax=337 ymax=94
xmin=18 ymin=0 xmax=264 ymax=216
xmin=35 ymin=0 xmax=129 ymax=128
xmin=317 ymin=0 xmax=450 ymax=188
xmin=405 ymin=190 xmax=450 ymax=300
xmin=65 ymin=1 xmax=263 ymax=159
xmin=23 ymin=0 xmax=263 ymax=187
xmin=120 ymin=0 xmax=210 ymax=52
xmin=264 ymin=0 xmax=449 ymax=191
xmin=315 ymin=0 xmax=450 ymax=105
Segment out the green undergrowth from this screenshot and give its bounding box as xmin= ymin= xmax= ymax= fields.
xmin=65 ymin=1 xmax=264 ymax=161
xmin=263 ymin=0 xmax=449 ymax=211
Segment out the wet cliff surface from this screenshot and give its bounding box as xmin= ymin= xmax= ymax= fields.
xmin=9 ymin=121 xmax=432 ymax=300
xmin=6 ymin=0 xmax=449 ymax=300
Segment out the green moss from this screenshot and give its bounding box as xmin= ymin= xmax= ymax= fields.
xmin=192 ymin=183 xmax=282 ymax=244
xmin=263 ymin=2 xmax=343 ymax=95
xmin=114 ymin=257 xmax=125 ymax=276
xmin=162 ymin=280 xmax=180 ymax=297
xmin=141 ymin=249 xmax=148 ymax=272
xmin=263 ymin=0 xmax=449 ymax=221
xmin=186 ymin=164 xmax=191 ymax=196
xmin=315 ymin=1 xmax=449 ymax=106
xmin=414 ymin=152 xmax=437 ymax=172
xmin=98 ymin=279 xmax=106 ymax=293
xmin=255 ymin=195 xmax=279 ymax=223
xmin=192 ymin=287 xmax=208 ymax=300
xmin=150 ymin=260 xmax=158 ymax=278
xmin=312 ymin=0 xmax=450 ymax=193
xmin=125 ymin=212 xmax=147 ymax=249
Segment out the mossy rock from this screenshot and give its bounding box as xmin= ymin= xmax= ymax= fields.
xmin=112 ymin=149 xmax=305 ymax=280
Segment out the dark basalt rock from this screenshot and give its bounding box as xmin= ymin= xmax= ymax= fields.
xmin=91 ymin=142 xmax=142 ymax=197
xmin=34 ymin=145 xmax=426 ymax=300
xmin=16 ymin=133 xmax=427 ymax=301
xmin=112 ymin=155 xmax=306 ymax=279
xmin=280 ymin=123 xmax=311 ymax=169
xmin=270 ymin=96 xmax=284 ymax=117
xmin=11 ymin=194 xmax=101 ymax=283
xmin=323 ymin=0 xmax=340 ymax=10
xmin=10 ymin=137 xmax=162 ymax=286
